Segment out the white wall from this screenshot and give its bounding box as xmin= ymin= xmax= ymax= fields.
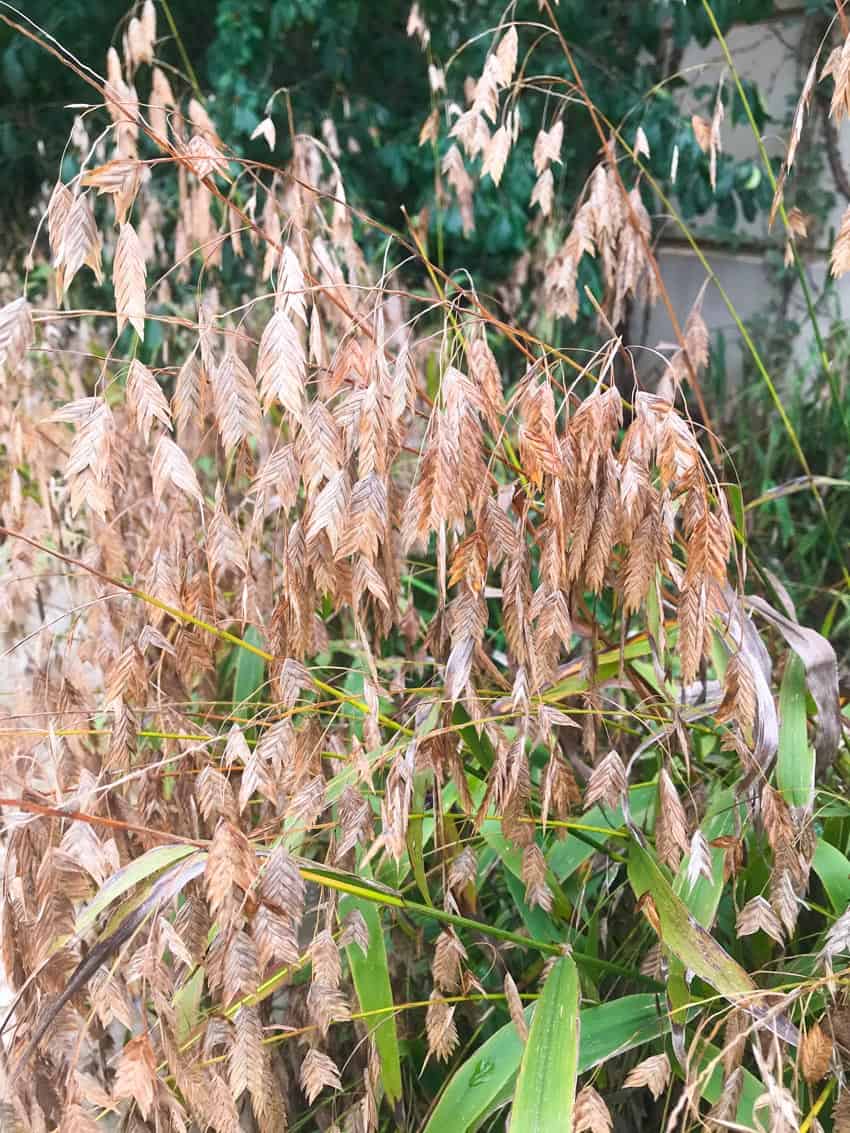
xmin=642 ymin=11 xmax=850 ymax=385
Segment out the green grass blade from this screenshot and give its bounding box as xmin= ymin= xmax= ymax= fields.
xmin=507 ymin=956 xmax=578 ymax=1133
xmin=340 ymin=895 xmax=403 ymax=1106
xmin=668 ymin=788 xmax=741 ymax=1019
xmin=480 ymin=821 xmax=571 ymax=920
xmin=627 ymin=838 xmax=756 ymax=1000
xmin=76 ymin=843 xmax=197 ymax=934
xmin=548 ymin=783 xmax=655 ymax=882
xmin=776 ymin=653 xmax=813 ymax=810
xmin=674 ymin=787 xmax=739 ymax=928
xmin=408 ymin=772 xmax=433 ymax=906
xmin=174 ymin=965 xmax=205 ymax=1041
xmin=578 ymin=995 xmax=670 ymax=1069
xmin=694 ymin=1040 xmax=763 ymax=1130
xmin=452 ymin=703 xmax=496 ymax=772
xmin=232 ymin=624 xmax=266 ymax=714
xmin=503 ymin=871 xmax=561 ymax=944
xmin=812 ymin=839 xmax=850 ymax=914
xmin=422 ymin=994 xmax=668 ymax=1133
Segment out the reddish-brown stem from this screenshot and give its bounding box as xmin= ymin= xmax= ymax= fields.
xmin=0 ymin=796 xmax=203 ymax=845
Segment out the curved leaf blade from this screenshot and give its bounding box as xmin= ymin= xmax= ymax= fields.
xmin=627 ymin=838 xmax=756 ymax=999
xmin=76 ymin=843 xmax=197 ymax=934
xmin=812 ymin=838 xmax=850 ymax=914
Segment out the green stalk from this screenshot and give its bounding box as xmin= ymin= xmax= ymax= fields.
xmin=159 ymin=0 xmax=203 ymax=103
xmin=296 ymin=862 xmax=662 ymax=988
xmin=800 ymin=1078 xmax=835 ymax=1133
xmin=197 ymin=854 xmax=661 ymax=1041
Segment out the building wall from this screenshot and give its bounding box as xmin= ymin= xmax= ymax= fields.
xmin=642 ymin=9 xmax=850 ymax=387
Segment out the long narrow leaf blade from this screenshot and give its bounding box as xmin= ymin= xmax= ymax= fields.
xmin=232 ymin=623 xmax=266 ymax=713
xmin=76 ymin=843 xmax=197 ymax=934
xmin=812 ymin=838 xmax=850 ymax=914
xmin=340 ymin=895 xmax=402 ymax=1105
xmin=748 ymin=595 xmax=840 ymax=773
xmin=508 ymin=955 xmax=579 ymax=1133
xmin=673 ymin=787 xmax=738 ymax=928
xmin=423 ymin=994 xmax=666 ymax=1133
xmin=776 ymin=653 xmax=812 ymax=809
xmin=627 ymin=838 xmax=756 ymax=999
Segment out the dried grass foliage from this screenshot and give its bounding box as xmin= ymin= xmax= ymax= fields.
xmin=0 ymin=5 xmax=847 ymax=1132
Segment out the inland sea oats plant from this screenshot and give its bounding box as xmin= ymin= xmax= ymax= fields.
xmin=0 ymin=3 xmax=849 ymax=1132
